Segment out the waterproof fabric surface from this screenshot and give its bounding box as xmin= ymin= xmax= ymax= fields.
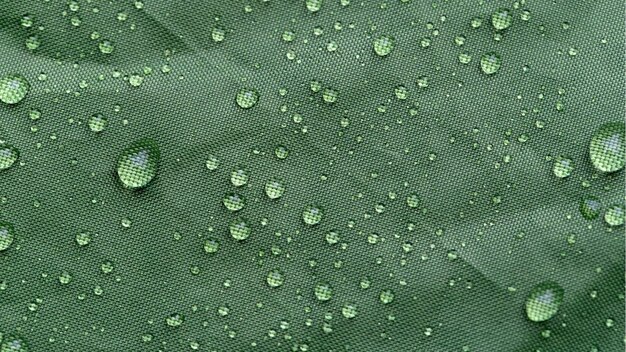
xmin=0 ymin=1 xmax=624 ymax=351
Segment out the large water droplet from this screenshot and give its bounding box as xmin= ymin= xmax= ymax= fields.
xmin=0 ymin=144 xmax=19 ymax=171
xmin=229 ymin=217 xmax=250 ymax=240
xmin=1 ymin=335 xmax=28 ymax=352
xmin=604 ymin=204 xmax=624 ymax=227
xmin=589 ymin=122 xmax=625 ymax=172
xmin=314 ymin=282 xmax=333 ymax=301
xmin=265 ymin=179 xmax=285 ymax=199
xmin=373 ymin=35 xmax=395 ymax=57
xmin=223 ymin=192 xmax=245 ymax=211
xmin=302 ymin=205 xmax=323 ymax=225
xmin=491 ymin=8 xmax=512 ymax=30
xmin=116 ymin=138 xmax=160 ymax=189
xmin=266 ymin=269 xmax=284 ymax=287
xmin=579 ymin=196 xmax=602 ymax=220
xmin=525 ymin=281 xmax=564 ymax=322
xmin=552 ymin=156 xmax=574 ymax=178
xmin=0 ymin=221 xmax=15 ymax=251
xmin=0 ymin=75 xmax=29 ymax=105
xmin=480 ymin=52 xmax=501 ymax=75
xmin=236 ymin=88 xmax=259 ymax=109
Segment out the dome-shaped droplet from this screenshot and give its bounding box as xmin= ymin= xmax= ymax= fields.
xmin=579 ymin=196 xmax=602 ymax=220
xmin=229 ymin=218 xmax=250 ymax=240
xmin=265 ymin=179 xmax=285 ymax=199
xmin=117 ymin=138 xmax=160 ymax=189
xmin=0 ymin=144 xmax=19 ymax=171
xmin=205 ymin=155 xmax=220 ymax=170
xmin=406 ymin=193 xmax=420 ymax=208
xmin=589 ymin=122 xmax=625 ymax=172
xmin=0 ymin=75 xmax=29 ymax=105
xmin=314 ymin=282 xmax=333 ymax=301
xmin=604 ymin=204 xmax=624 ymax=227
xmin=491 ymin=8 xmax=512 ymax=30
xmin=380 ymin=289 xmax=395 ymax=304
xmin=236 ymin=88 xmax=259 ymax=109
xmin=75 ymin=232 xmax=91 ymax=247
xmin=204 ymin=238 xmax=220 ymax=253
xmin=525 ymin=281 xmax=564 ymax=322
xmin=230 ymin=168 xmax=249 ymax=186
xmin=480 ymin=52 xmax=501 ymax=74
xmin=552 ymin=156 xmax=574 ymax=178
xmin=0 ymin=221 xmax=15 ymax=251
xmin=373 ymin=35 xmax=395 ymax=57
xmin=275 ymin=145 xmax=289 ymax=159
xmin=302 ymin=205 xmax=323 ymax=225
xmin=266 ymin=269 xmax=284 ymax=287
xmin=99 ymin=40 xmax=114 ymax=54
xmin=1 ymin=335 xmax=28 ymax=352
xmin=88 ymin=113 xmax=107 ymax=132
xmin=223 ymin=192 xmax=246 ymax=211
xmin=306 ymin=0 xmax=323 ymax=12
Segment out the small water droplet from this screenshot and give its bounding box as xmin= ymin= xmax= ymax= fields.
xmin=75 ymin=232 xmax=92 ymax=246
xmin=204 ymin=238 xmax=220 ymax=253
xmin=230 ymin=168 xmax=249 ymax=186
xmin=275 ymin=145 xmax=289 ymax=159
xmin=223 ymin=193 xmax=246 ymax=212
xmin=266 ymin=269 xmax=284 ymax=287
xmin=552 ymin=156 xmax=574 ymax=178
xmin=579 ymin=196 xmax=602 ymax=220
xmin=525 ymin=281 xmax=564 ymax=322
xmin=491 ymin=8 xmax=512 ymax=30
xmin=342 ymin=303 xmax=357 ymax=318
xmin=314 ymin=282 xmax=333 ymax=301
xmin=306 ymin=0 xmax=323 ymax=13
xmin=380 ymin=289 xmax=395 ymax=304
xmin=117 ymin=138 xmax=160 ymax=189
xmin=589 ymin=122 xmax=625 ymax=172
xmin=265 ymin=179 xmax=285 ymax=199
xmin=0 ymin=74 xmax=29 ymax=105
xmin=88 ymin=113 xmax=107 ymax=132
xmin=322 ymin=88 xmax=338 ymax=103
xmin=166 ymin=313 xmax=184 ymax=327
xmin=59 ymin=271 xmax=72 ymax=284
xmin=205 ymin=155 xmax=220 ymax=170
xmin=99 ymin=40 xmax=114 ymax=54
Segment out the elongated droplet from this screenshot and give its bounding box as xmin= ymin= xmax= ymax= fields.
xmin=589 ymin=122 xmax=625 ymax=172
xmin=579 ymin=196 xmax=602 ymax=220
xmin=0 ymin=221 xmax=15 ymax=251
xmin=117 ymin=138 xmax=160 ymax=189
xmin=0 ymin=144 xmax=19 ymax=170
xmin=525 ymin=281 xmax=564 ymax=322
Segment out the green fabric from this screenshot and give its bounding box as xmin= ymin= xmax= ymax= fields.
xmin=0 ymin=1 xmax=624 ymax=351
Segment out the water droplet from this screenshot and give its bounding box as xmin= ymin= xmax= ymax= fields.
xmin=0 ymin=222 xmax=15 ymax=251
xmin=236 ymin=88 xmax=259 ymax=109
xmin=229 ymin=218 xmax=251 ymax=240
xmin=394 ymin=85 xmax=408 ymax=100
xmin=117 ymin=139 xmax=160 ymax=189
xmin=59 ymin=271 xmax=72 ymax=284
xmin=204 ymin=238 xmax=220 ymax=253
xmin=458 ymin=52 xmax=472 ymax=64
xmin=579 ymin=196 xmax=602 ymax=220
xmin=88 ymin=114 xmax=107 ymax=133
xmin=480 ymin=52 xmax=501 ymax=75
xmin=99 ymin=40 xmax=114 ymax=54
xmin=325 ymin=231 xmax=340 ymax=244
xmin=604 ymin=204 xmax=624 ymax=227
xmin=306 ymin=0 xmax=322 ymax=12
xmin=380 ymin=289 xmax=395 ymax=304
xmin=491 ymin=8 xmax=512 ymax=30
xmin=589 ymin=122 xmax=625 ymax=172
xmin=322 ymin=88 xmax=338 ymax=103
xmin=0 ymin=74 xmax=29 ymax=105
xmin=525 ymin=281 xmax=564 ymax=322
xmin=25 ymin=36 xmax=40 ymax=50
xmin=282 ymin=30 xmax=295 ymax=42
xmin=302 ymin=205 xmax=323 ymax=225
xmin=75 ymin=232 xmax=91 ymax=246
xmin=1 ymin=336 xmax=28 ymax=352
xmin=342 ymin=303 xmax=357 ymax=318
xmin=21 ymin=14 xmax=34 ymax=28
xmin=230 ymin=168 xmax=249 ymax=186
xmin=129 ymin=74 xmax=144 ymax=87
xmin=266 ymin=269 xmax=284 ymax=287
xmin=211 ymin=27 xmax=225 ymax=42
xmin=101 ymin=261 xmax=114 ymax=274
xmin=314 ymin=282 xmax=333 ymax=301
xmin=454 ymin=35 xmax=466 ymax=46
xmin=223 ymin=193 xmax=246 ymax=212
xmin=121 ymin=217 xmax=132 ymax=228
xmin=264 ymin=179 xmax=285 ymax=199
xmin=0 ymin=144 xmax=19 ymax=171
xmin=552 ymin=156 xmax=574 ymax=178
xmin=166 ymin=313 xmax=184 ymax=327
xmin=373 ymin=35 xmax=395 ymax=57
xmin=275 ymin=145 xmax=289 ymax=159
xmin=470 ymin=16 xmax=483 ymax=29
xmin=205 ymin=155 xmax=220 ymax=170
